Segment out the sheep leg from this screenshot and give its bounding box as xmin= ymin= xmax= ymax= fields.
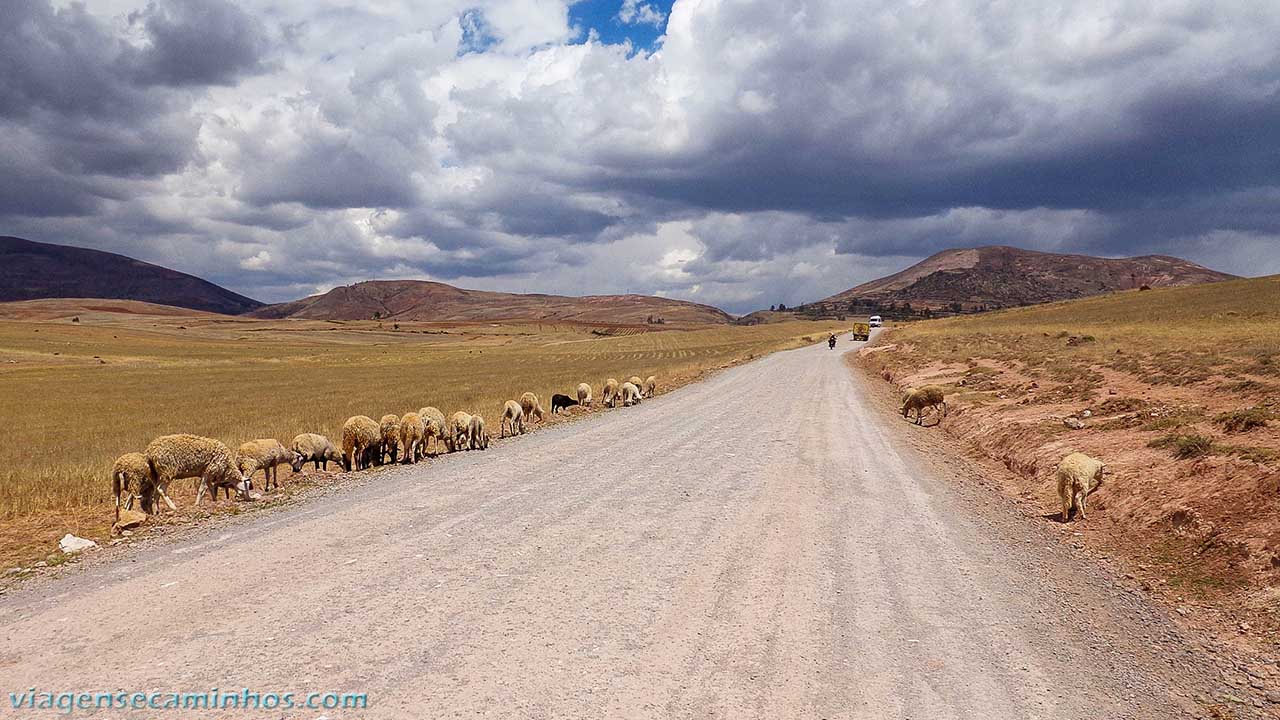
xmin=194 ymin=477 xmax=209 ymax=505
xmin=1075 ymin=490 xmax=1087 ymax=520
xmin=1061 ymin=491 xmax=1071 ymax=522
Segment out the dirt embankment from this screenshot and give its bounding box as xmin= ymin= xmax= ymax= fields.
xmin=857 ymin=332 xmax=1280 ymax=641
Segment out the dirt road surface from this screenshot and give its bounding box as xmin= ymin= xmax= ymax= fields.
xmin=0 ymin=341 xmax=1232 ymax=718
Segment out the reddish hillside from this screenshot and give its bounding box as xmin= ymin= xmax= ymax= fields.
xmin=249 ymin=280 xmax=733 ymax=325
xmin=0 ymin=236 xmax=262 ymax=315
xmin=816 ymin=245 xmax=1237 ymax=312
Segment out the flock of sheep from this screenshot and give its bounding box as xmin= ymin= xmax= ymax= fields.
xmin=900 ymin=384 xmax=1105 ymax=523
xmin=111 ymin=374 xmax=658 ymax=520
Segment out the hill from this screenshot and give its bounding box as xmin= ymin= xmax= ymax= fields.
xmin=249 ymin=280 xmax=733 ymax=325
xmin=814 ymin=245 xmax=1237 ymax=314
xmin=0 ymin=236 xmax=262 ymax=315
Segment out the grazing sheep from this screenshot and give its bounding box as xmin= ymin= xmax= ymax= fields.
xmin=626 ymin=376 xmax=643 ymax=392
xmin=237 ymin=439 xmax=303 ymax=492
xmin=342 ymin=415 xmax=381 ymax=471
xmin=520 ymin=392 xmax=546 ymax=423
xmin=643 ymin=375 xmax=656 ymax=398
xmin=619 ymin=381 xmax=641 ymax=406
xmin=602 ymin=378 xmax=619 ymax=407
xmin=400 ymin=412 xmax=426 ymax=463
xmin=448 ymin=411 xmax=473 ymax=451
xmin=551 ymin=393 xmax=578 ymax=414
xmin=901 ymin=385 xmax=947 ymax=425
xmin=292 ymin=433 xmax=343 ymax=471
xmin=469 ymin=414 xmax=490 ymax=450
xmin=379 ymin=414 xmax=402 ymax=464
xmin=111 ymin=452 xmax=150 ymax=520
xmin=577 ymin=382 xmax=593 ymax=407
xmin=418 ymin=407 xmax=447 ymax=456
xmin=143 ymin=434 xmax=248 ymax=513
xmin=1057 ymin=453 xmax=1105 ymax=522
xmin=501 ymin=399 xmax=526 ymax=437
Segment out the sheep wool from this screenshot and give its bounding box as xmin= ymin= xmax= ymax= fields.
xmin=1057 ymin=452 xmax=1105 ymax=522
xmin=342 ymin=415 xmax=381 ymax=471
xmin=292 ymin=433 xmax=343 ymax=471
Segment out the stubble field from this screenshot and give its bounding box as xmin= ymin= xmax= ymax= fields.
xmin=0 ymin=300 xmax=845 ymax=568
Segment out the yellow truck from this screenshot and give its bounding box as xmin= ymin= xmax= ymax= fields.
xmin=849 ymin=322 xmax=870 ymax=341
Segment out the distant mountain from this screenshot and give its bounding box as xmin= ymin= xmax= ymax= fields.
xmin=249 ymin=279 xmax=734 ymax=325
xmin=0 ymin=236 xmax=263 ymax=315
xmin=813 ymin=245 xmax=1238 ymax=313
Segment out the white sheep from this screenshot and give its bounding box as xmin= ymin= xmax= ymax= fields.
xmin=469 ymin=414 xmax=490 ymax=450
xmin=520 ymin=392 xmax=546 ymax=423
xmin=111 ymin=452 xmax=150 ymax=520
xmin=342 ymin=415 xmax=381 ymax=471
xmin=1057 ymin=452 xmax=1105 ymax=522
xmin=448 ymin=411 xmax=473 ymax=451
xmin=602 ymin=378 xmax=619 ymax=407
xmin=577 ymin=382 xmax=593 ymax=407
xmin=619 ymin=381 xmax=641 ymax=406
xmin=237 ymin=438 xmax=303 ymax=492
xmin=379 ymin=413 xmax=402 ymax=464
xmin=400 ymin=412 xmax=426 ymax=463
xmin=643 ymin=375 xmax=656 ymax=398
xmin=143 ymin=434 xmax=249 ymax=512
xmin=418 ymin=407 xmax=447 ymax=456
xmin=902 ymin=385 xmax=947 ymax=425
xmin=501 ymin=400 xmax=525 ymax=438
xmin=292 ymin=433 xmax=343 ymax=471
xmin=626 ymin=375 xmax=643 ymax=392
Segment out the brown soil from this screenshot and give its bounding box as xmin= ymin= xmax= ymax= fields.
xmin=856 ymin=337 xmax=1280 ymax=647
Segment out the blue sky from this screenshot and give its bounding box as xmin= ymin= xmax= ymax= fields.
xmin=569 ymin=0 xmax=674 ymax=49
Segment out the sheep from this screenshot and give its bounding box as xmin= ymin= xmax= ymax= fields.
xmin=142 ymin=434 xmax=249 ymax=513
xmin=237 ymin=439 xmax=303 ymax=492
xmin=619 ymin=381 xmax=641 ymax=406
xmin=418 ymin=407 xmax=447 ymax=456
xmin=643 ymin=375 xmax=657 ymax=398
xmin=627 ymin=375 xmax=643 ymax=392
xmin=501 ymin=399 xmax=525 ymax=437
xmin=111 ymin=452 xmax=150 ymax=520
xmin=520 ymin=392 xmax=546 ymax=423
xmin=379 ymin=414 xmax=402 ymax=464
xmin=551 ymin=393 xmax=578 ymax=414
xmin=469 ymin=414 xmax=490 ymax=450
xmin=602 ymin=378 xmax=619 ymax=407
xmin=901 ymin=385 xmax=947 ymax=425
xmin=448 ymin=411 xmax=473 ymax=451
xmin=577 ymin=382 xmax=593 ymax=407
xmin=1057 ymin=452 xmax=1105 ymax=522
xmin=400 ymin=412 xmax=426 ymax=463
xmin=341 ymin=415 xmax=381 ymax=471
xmin=292 ymin=433 xmax=343 ymax=471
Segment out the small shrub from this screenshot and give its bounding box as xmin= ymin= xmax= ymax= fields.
xmin=1149 ymin=433 xmax=1214 ymax=459
xmin=1213 ymin=407 xmax=1272 ymax=433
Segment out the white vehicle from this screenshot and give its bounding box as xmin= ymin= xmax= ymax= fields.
xmin=868 ymin=315 xmax=883 ymax=328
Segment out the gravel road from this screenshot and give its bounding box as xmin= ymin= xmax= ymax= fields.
xmin=0 ymin=341 xmax=1239 ymax=718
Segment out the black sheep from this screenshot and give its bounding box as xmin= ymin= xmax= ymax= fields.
xmin=551 ymin=393 xmax=579 ymax=414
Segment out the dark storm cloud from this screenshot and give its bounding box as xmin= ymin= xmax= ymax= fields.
xmin=127 ymin=0 xmax=272 ymax=87
xmin=240 ymin=137 xmax=418 ymax=210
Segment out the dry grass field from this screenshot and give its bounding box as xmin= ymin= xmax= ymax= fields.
xmin=861 ymin=275 xmax=1280 ymax=627
xmin=0 ymin=299 xmax=844 ymax=568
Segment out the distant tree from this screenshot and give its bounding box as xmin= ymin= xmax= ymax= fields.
xmin=777 ymin=303 xmax=787 ymax=312
xmin=393 ymin=323 xmax=400 ymax=331
xmin=770 ymin=304 xmax=776 ymax=312
xmin=949 ymin=302 xmax=963 ymax=314
xmin=373 ymin=311 xmax=382 ymax=320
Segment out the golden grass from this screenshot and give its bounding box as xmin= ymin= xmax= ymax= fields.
xmin=879 ymin=275 xmax=1280 ymax=390
xmin=0 ymin=315 xmax=844 ymax=524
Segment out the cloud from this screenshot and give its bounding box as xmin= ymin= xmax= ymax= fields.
xmin=2 ymin=0 xmax=1278 ymax=313
xmin=618 ymin=0 xmax=666 ymax=27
